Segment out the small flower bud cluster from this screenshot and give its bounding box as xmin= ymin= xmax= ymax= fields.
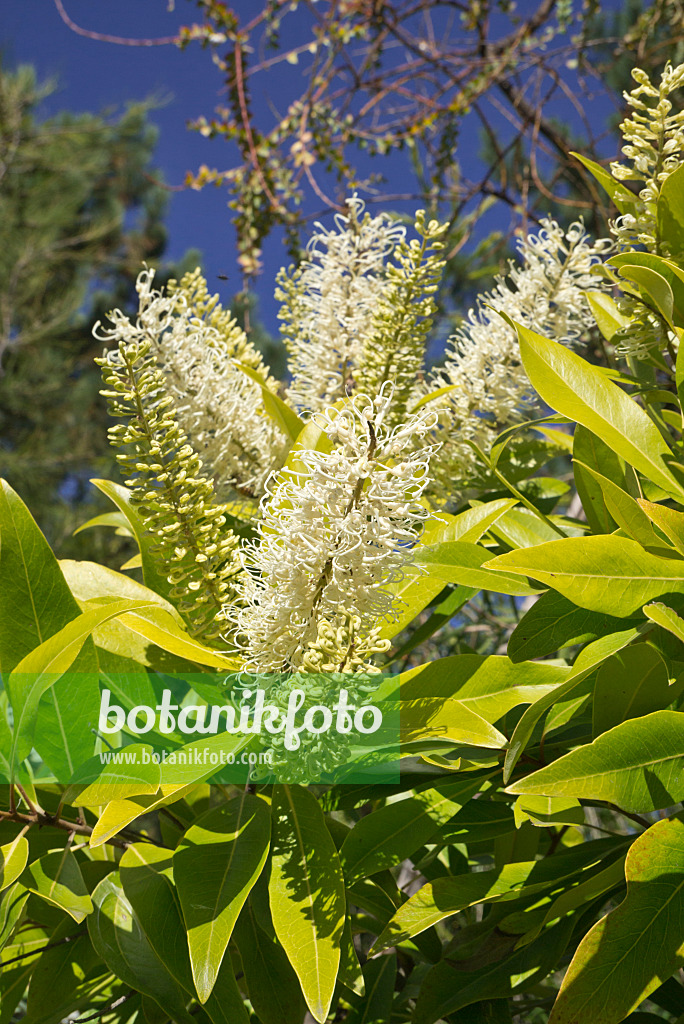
xmin=277 ymin=195 xmax=407 ymax=416
xmin=424 ymin=219 xmax=612 ymax=500
xmin=610 ymin=62 xmax=684 ymax=254
xmin=96 ymin=334 xmax=241 ymax=643
xmin=233 ymin=383 xmax=438 ymax=673
xmin=356 ymin=210 xmax=447 ymax=428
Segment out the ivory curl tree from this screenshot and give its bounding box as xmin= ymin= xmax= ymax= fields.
xmin=6 ymin=59 xmax=684 ymax=1024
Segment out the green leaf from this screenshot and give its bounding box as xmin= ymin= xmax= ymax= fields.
xmin=235 ymin=361 xmax=304 ymax=441
xmin=516 ymin=853 xmax=626 ymax=949
xmin=585 ymin=291 xmax=630 ymax=342
xmin=513 ymin=794 xmax=584 ymax=829
xmin=415 ymin=540 xmax=542 ymax=596
xmin=507 ymin=710 xmax=684 ymax=812
xmin=23 ymin=922 xmax=107 ymax=1024
xmin=593 ymin=643 xmax=671 ymax=736
xmin=508 ymin=590 xmax=636 ymax=663
xmin=638 ymin=500 xmax=684 ymax=556
xmin=91 ymin=479 xmax=173 ymax=601
xmin=608 ymin=251 xmax=684 ymax=325
xmin=657 ymin=163 xmax=684 ymax=259
xmin=371 ymin=844 xmax=608 ymax=954
xmin=503 ymin=627 xmax=643 ymax=782
xmin=573 ymin=425 xmax=623 ymax=535
xmin=575 ymin=462 xmax=668 ymax=551
xmin=346 ymin=952 xmax=396 ymax=1024
xmin=0 ymin=882 xmax=30 ymax=954
xmin=0 ymin=479 xmax=82 ymax=676
xmin=25 ymin=850 xmax=93 ymax=923
xmin=73 ymin=510 xmax=133 ymax=537
xmin=233 ymin=902 xmax=305 ymax=1024
xmin=510 ymin=319 xmax=683 ymax=499
xmin=420 ymin=500 xmax=518 ymax=546
xmin=0 ymin=836 xmax=28 ymax=893
xmin=617 ymin=264 xmax=675 ymax=326
xmin=549 ymin=818 xmax=684 ymax=1024
xmin=571 ymin=152 xmax=639 ymax=214
xmin=414 ymin=916 xmax=576 ymax=1023
xmin=485 ymin=535 xmax=684 ymax=617
xmin=89 ymin=873 xmax=195 ymax=1023
xmin=644 ymin=600 xmax=684 ymax=643
xmin=7 ymin=598 xmax=155 ymax=773
xmin=339 ymin=776 xmax=485 ymax=883
xmin=175 ymin=794 xmax=271 ymax=1002
xmin=400 ymin=654 xmax=568 ymax=723
xmin=269 ymin=785 xmax=346 ymax=1023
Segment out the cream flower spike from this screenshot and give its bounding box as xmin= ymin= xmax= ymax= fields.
xmin=277 ymin=196 xmax=406 ymax=416
xmin=424 ymin=218 xmax=612 ymax=500
xmin=233 ymin=382 xmax=439 ymax=673
xmin=130 ymin=268 xmax=288 ymax=498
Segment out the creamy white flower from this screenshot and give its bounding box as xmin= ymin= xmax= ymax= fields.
xmin=100 ymin=268 xmax=288 ymax=498
xmin=424 ymin=219 xmax=612 ymax=497
xmin=278 ymin=196 xmax=406 ymax=416
xmin=234 ymin=383 xmax=438 ymax=672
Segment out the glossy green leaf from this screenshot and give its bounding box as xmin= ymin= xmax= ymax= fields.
xmin=400 ymin=654 xmax=568 ymax=722
xmin=593 ymin=643 xmax=671 ymax=736
xmin=507 ymin=710 xmax=684 ymax=812
xmin=0 ymin=836 xmax=28 ymax=893
xmin=420 ymin=500 xmax=518 ymax=546
xmin=609 ymin=251 xmax=684 ymax=324
xmin=571 ymin=152 xmax=639 ymax=213
xmin=512 ymin=794 xmax=584 ymax=829
xmin=346 ymin=952 xmax=396 ymax=1024
xmin=23 ymin=923 xmax=107 ymax=1024
xmin=485 ymin=535 xmax=684 ymax=616
xmin=73 ymin=510 xmax=132 ymax=536
xmin=25 ymin=850 xmax=93 ymax=923
xmin=657 ymin=163 xmax=684 ymax=260
xmin=233 ymin=902 xmax=305 ymax=1024
xmin=236 ymin=361 xmax=303 ymax=441
xmin=585 ymin=290 xmax=630 ymax=342
xmin=175 ymin=793 xmax=270 ymax=1002
xmin=0 ymin=479 xmax=82 ymax=675
xmin=516 ymin=853 xmax=626 ymax=949
xmin=508 ymin=590 xmax=636 ymax=663
xmin=638 ymin=499 xmax=684 ymax=556
xmin=617 ymin=264 xmax=675 ymax=325
xmin=340 ymin=775 xmax=485 ymax=883
xmin=7 ymin=598 xmax=155 ymax=772
xmin=644 ymin=600 xmax=684 ymax=643
xmin=575 ymin=462 xmax=668 ymax=551
xmin=0 ymin=882 xmax=30 ymax=953
xmin=549 ymin=818 xmax=684 ymax=1023
xmin=504 ymin=627 xmax=643 ymax=782
xmin=511 ymin=319 xmax=683 ymax=498
xmin=372 ymin=844 xmax=607 ymax=954
xmin=269 ymin=785 xmax=346 ymax=1023
xmin=89 ymin=873 xmax=195 ymax=1023
xmin=415 ymin=914 xmax=575 ymax=1024
xmin=573 ymin=425 xmax=623 ymax=534
xmin=415 ymin=540 xmax=542 ymax=596
xmin=91 ymin=479 xmax=173 ymax=601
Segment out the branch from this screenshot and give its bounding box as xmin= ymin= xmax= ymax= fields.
xmin=0 ymin=931 xmax=86 ymax=970
xmin=53 ymin=0 xmax=179 ymax=46
xmin=75 ymin=992 xmax=135 ymax=1022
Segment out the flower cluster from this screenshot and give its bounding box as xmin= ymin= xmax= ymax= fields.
xmin=96 ymin=331 xmax=241 ymax=643
xmin=233 ymin=383 xmax=437 ymax=673
xmin=277 ymin=196 xmax=407 ymax=416
xmin=425 ymin=219 xmax=612 ymax=498
xmin=611 ymin=62 xmax=684 ymax=255
xmin=130 ymin=268 xmax=287 ymax=498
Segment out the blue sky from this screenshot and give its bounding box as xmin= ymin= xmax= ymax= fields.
xmin=3 ymin=0 xmax=623 ymax=335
